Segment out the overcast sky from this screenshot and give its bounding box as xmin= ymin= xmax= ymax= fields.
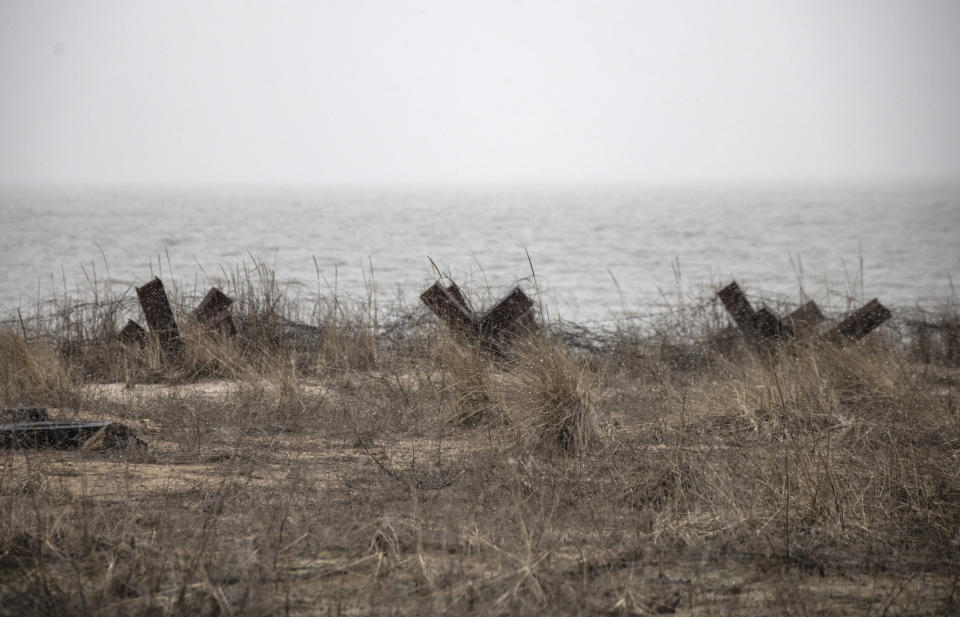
xmin=2 ymin=0 xmax=959 ymax=187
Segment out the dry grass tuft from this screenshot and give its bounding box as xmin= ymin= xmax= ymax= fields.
xmin=0 ymin=328 xmax=79 ymax=408
xmin=434 ymin=335 xmax=500 ymax=426
xmin=501 ymin=335 xmax=603 ymax=455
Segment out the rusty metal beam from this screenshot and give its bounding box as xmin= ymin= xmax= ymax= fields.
xmin=718 ymin=281 xmax=757 ymax=337
xmin=195 ymin=287 xmax=237 ymax=336
xmin=445 ymin=283 xmax=470 ymax=313
xmin=719 ymin=279 xmax=892 ymax=348
xmin=420 ymin=281 xmax=476 ymax=332
xmin=421 ymin=281 xmax=534 ymax=353
xmin=478 ymin=287 xmax=534 ymax=339
xmin=752 ymin=307 xmax=793 ymax=341
xmin=786 ymin=300 xmax=825 ymax=333
xmin=718 ymin=281 xmax=794 ymax=343
xmin=136 ymin=277 xmax=184 ymax=359
xmin=119 ymin=319 xmax=147 ymax=348
xmin=832 ymin=299 xmax=892 ymax=342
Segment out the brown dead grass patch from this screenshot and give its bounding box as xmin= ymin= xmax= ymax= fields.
xmin=2 ymin=282 xmax=959 ymax=615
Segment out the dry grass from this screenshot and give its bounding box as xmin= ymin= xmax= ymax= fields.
xmin=0 ymin=330 xmax=80 ymax=408
xmin=1 ymin=275 xmax=959 ymax=616
xmin=499 ymin=335 xmax=602 ymax=455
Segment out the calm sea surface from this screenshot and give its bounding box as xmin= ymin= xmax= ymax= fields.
xmin=1 ymin=183 xmax=958 ymax=323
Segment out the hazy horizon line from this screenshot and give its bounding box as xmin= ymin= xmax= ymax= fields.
xmin=3 ymin=173 xmax=960 ymax=195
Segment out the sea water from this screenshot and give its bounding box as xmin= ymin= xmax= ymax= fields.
xmin=1 ymin=182 xmax=958 ymax=323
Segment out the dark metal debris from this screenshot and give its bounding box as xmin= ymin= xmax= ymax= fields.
xmin=1 ymin=420 xmax=138 ymax=450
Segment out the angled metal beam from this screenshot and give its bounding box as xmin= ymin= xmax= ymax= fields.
xmin=136 ymin=277 xmax=184 ymax=360
xmin=444 ymin=283 xmax=470 ymax=313
xmin=786 ymin=300 xmax=825 ymax=334
xmin=421 ymin=281 xmax=535 ymax=353
xmin=119 ymin=319 xmax=147 ymax=348
xmin=752 ymin=306 xmax=793 ymax=341
xmin=718 ymin=281 xmax=758 ymax=338
xmin=195 ymin=287 xmax=237 ymax=336
xmin=420 ymin=281 xmax=477 ymax=333
xmin=718 ymin=281 xmax=792 ymax=343
xmin=831 ymin=299 xmax=891 ymax=342
xmin=478 ymin=287 xmax=534 ymax=340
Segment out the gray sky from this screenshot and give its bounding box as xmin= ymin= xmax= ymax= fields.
xmin=2 ymin=0 xmax=959 ymax=186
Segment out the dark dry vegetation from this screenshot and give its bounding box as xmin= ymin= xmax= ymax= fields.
xmin=2 ymin=266 xmax=959 ymax=616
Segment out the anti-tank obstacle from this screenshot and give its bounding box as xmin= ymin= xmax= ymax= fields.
xmin=420 ymin=280 xmax=535 ymax=353
xmin=125 ymin=278 xmax=237 ymax=362
xmin=717 ymin=280 xmax=891 ymax=348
